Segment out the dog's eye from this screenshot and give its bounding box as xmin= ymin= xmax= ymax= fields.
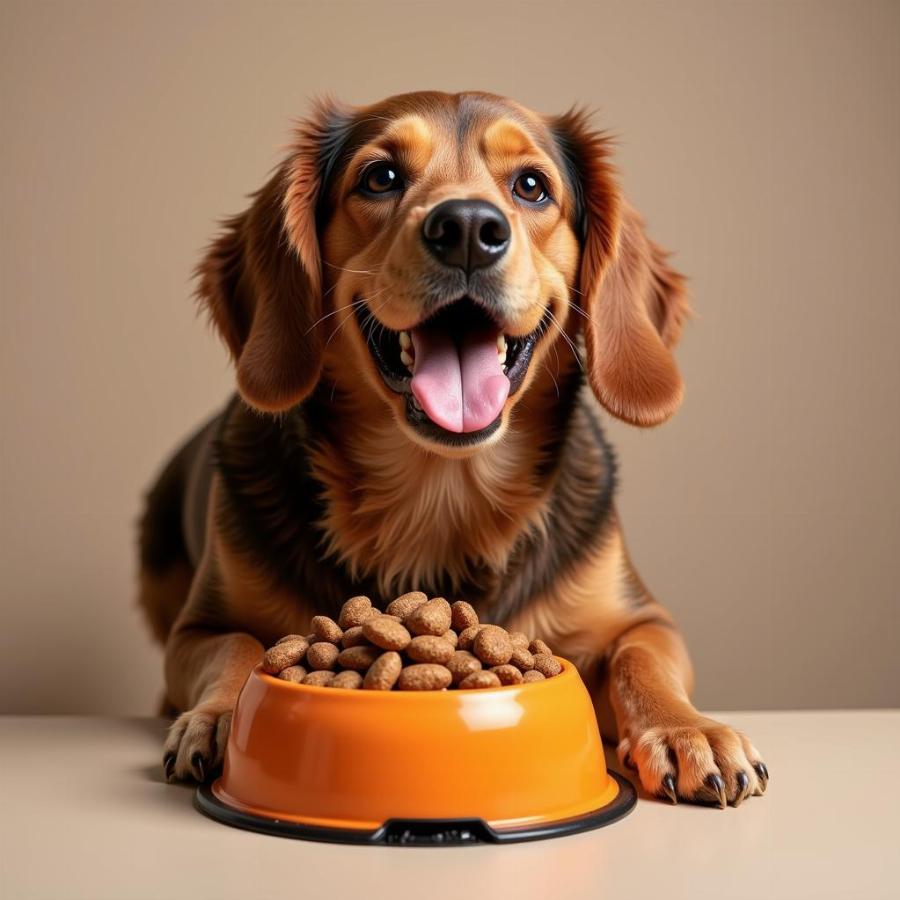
xmin=361 ymin=162 xmax=403 ymax=196
xmin=512 ymin=172 xmax=548 ymax=204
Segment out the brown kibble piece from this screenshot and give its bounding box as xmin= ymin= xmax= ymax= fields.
xmin=457 ymin=625 xmax=482 ymax=651
xmin=490 ymin=664 xmax=524 ymax=685
xmin=363 ymin=651 xmax=403 ymax=690
xmin=303 ymin=670 xmax=335 ymax=687
xmin=337 ymin=645 xmax=381 ymax=671
xmin=262 ymin=637 xmax=309 ymax=674
xmin=341 ymin=625 xmax=366 ymax=648
xmin=338 ymin=596 xmax=374 ymax=629
xmin=529 ymin=638 xmax=552 ymax=656
xmin=277 ymin=665 xmax=307 ymax=683
xmin=510 ymin=647 xmax=535 ymax=671
xmin=522 ymin=669 xmax=546 ymax=683
xmin=446 ymin=650 xmax=483 ymax=684
xmin=441 ymin=629 xmax=458 ymax=648
xmin=450 ymin=600 xmax=478 ymax=631
xmin=275 ymin=633 xmax=305 ymax=645
xmin=473 ymin=627 xmax=513 ymax=666
xmin=459 ymin=670 xmax=502 ymax=690
xmin=306 ymin=641 xmax=340 ymax=671
xmin=508 ymin=631 xmax=529 ymax=649
xmin=311 ymin=615 xmax=343 ymax=644
xmin=397 ymin=664 xmax=453 ymax=691
xmin=533 ymin=653 xmax=562 ymax=678
xmin=363 ymin=616 xmax=412 ymax=651
xmin=386 ymin=591 xmax=427 ymax=618
xmin=406 ymin=635 xmax=454 ymax=665
xmin=405 ymin=598 xmax=452 ymax=636
xmin=331 ymin=670 xmax=363 ymax=689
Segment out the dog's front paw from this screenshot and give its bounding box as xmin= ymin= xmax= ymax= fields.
xmin=618 ymin=716 xmax=769 ymax=808
xmin=163 ymin=707 xmax=232 ymax=783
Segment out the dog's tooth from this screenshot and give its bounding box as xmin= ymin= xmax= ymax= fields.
xmin=498 ymin=350 xmax=506 ymax=364
xmin=497 ymin=335 xmax=507 ymax=351
xmin=399 ymin=331 xmax=411 ymax=350
xmin=400 ymin=350 xmax=414 ymax=367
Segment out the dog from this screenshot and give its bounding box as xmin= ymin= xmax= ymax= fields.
xmin=138 ymin=90 xmax=768 ymax=806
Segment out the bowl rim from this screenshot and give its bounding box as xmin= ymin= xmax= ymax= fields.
xmin=257 ymin=655 xmax=574 ymax=699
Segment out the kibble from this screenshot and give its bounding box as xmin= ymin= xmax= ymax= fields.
xmin=306 ymin=641 xmax=340 ymax=671
xmin=262 ymin=636 xmax=309 ymax=674
xmin=490 ymin=664 xmax=524 ymax=685
xmin=459 ymin=670 xmax=502 ymax=690
xmin=405 ymin=598 xmax=452 ymax=636
xmin=341 ymin=625 xmax=367 ymax=648
xmin=364 ymin=651 xmax=402 ymax=690
xmin=386 ymin=591 xmax=427 ymax=618
xmin=311 ymin=615 xmax=343 ymax=644
xmin=533 ymin=654 xmax=562 ymax=678
xmin=277 ymin=665 xmax=307 ymax=683
xmin=451 ymin=600 xmax=479 ymax=631
xmin=363 ymin=616 xmax=412 ymax=651
xmin=457 ymin=625 xmax=481 ymax=651
xmin=338 ymin=596 xmax=375 ymax=629
xmin=331 ymin=670 xmax=363 ymax=690
xmin=337 ymin=645 xmax=382 ymax=671
xmin=406 ymin=635 xmax=454 ymax=665
xmin=260 ymin=593 xmax=561 ymax=690
xmin=473 ymin=626 xmax=513 ymax=666
xmin=398 ymin=664 xmax=453 ymax=691
xmin=446 ymin=650 xmax=483 ymax=684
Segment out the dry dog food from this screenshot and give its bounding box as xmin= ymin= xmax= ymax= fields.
xmin=265 ymin=596 xmax=560 ymax=691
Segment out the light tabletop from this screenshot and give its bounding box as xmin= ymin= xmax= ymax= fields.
xmin=1 ymin=711 xmax=897 ymax=899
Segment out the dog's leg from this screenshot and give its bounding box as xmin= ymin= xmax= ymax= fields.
xmin=160 ymin=536 xmax=265 ymax=783
xmin=162 ymin=621 xmax=262 ymax=783
xmin=607 ymin=612 xmax=769 ymax=806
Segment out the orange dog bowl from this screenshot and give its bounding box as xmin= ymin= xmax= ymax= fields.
xmin=196 ymin=659 xmax=635 ymax=844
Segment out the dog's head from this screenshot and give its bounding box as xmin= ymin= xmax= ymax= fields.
xmin=198 ymin=91 xmax=688 ymax=452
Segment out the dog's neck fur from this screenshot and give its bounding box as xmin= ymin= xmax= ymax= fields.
xmin=309 ymin=388 xmax=552 ymax=595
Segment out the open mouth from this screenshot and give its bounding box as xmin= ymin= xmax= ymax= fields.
xmin=355 ymin=297 xmax=545 ymax=443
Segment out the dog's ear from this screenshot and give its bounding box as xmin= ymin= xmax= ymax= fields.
xmin=551 ymin=110 xmax=690 ymax=427
xmin=196 ymin=100 xmax=349 ymax=412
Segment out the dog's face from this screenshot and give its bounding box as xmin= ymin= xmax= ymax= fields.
xmin=198 ymin=91 xmax=689 ymax=451
xmin=320 ymin=93 xmax=582 ymax=449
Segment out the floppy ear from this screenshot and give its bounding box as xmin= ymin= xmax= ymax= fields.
xmin=196 ymin=101 xmax=346 ymax=412
xmin=551 ymin=110 xmax=690 ymax=427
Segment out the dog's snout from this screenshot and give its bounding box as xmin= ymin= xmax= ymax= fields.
xmin=421 ymin=199 xmax=510 ymax=273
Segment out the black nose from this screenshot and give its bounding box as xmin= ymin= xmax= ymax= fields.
xmin=421 ymin=199 xmax=510 ymax=273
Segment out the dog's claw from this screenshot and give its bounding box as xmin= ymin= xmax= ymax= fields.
xmin=623 ymin=751 xmax=637 ymax=771
xmin=733 ymin=771 xmax=750 ymax=807
xmin=753 ymin=761 xmax=769 ymax=792
xmin=660 ymin=774 xmax=678 ymax=804
xmin=163 ymin=753 xmax=176 ymax=782
xmin=191 ymin=753 xmax=206 ymax=783
xmin=705 ymin=773 xmax=727 ymax=809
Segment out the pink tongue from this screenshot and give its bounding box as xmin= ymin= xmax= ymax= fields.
xmin=410 ymin=327 xmax=510 ymax=433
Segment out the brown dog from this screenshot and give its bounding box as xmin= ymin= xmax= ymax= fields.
xmin=138 ymin=90 xmax=767 ymax=806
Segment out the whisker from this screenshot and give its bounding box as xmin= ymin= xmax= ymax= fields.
xmin=323 ymin=260 xmax=383 ymax=276
xmin=546 ymin=309 xmax=585 ymax=373
xmin=304 ymin=297 xmax=368 ymax=335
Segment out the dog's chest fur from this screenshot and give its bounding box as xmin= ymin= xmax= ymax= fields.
xmin=213 ymin=378 xmax=616 ymax=623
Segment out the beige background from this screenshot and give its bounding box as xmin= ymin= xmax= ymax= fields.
xmin=1 ymin=0 xmax=898 ymax=714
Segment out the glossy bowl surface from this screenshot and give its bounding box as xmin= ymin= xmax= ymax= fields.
xmin=201 ymin=659 xmax=634 ymax=842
